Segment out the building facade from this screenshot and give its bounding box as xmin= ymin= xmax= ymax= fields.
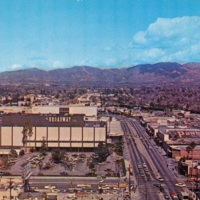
xmin=0 ymin=113 xmax=106 ymax=151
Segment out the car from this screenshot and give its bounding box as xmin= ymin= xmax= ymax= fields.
xmin=60 ymin=172 xmax=69 ymax=176
xmin=163 ymin=193 xmax=170 ymax=199
xmin=172 ymin=196 xmax=179 ymax=200
xmin=154 ymin=183 xmax=161 ymax=188
xmin=170 ymin=192 xmax=176 ymax=197
xmin=44 ymin=185 xmax=51 ymax=189
xmin=142 ymin=163 xmax=147 ymax=168
xmin=139 ymin=169 xmax=143 ymax=173
xmin=137 ymin=164 xmax=142 ymax=169
xmin=175 ymin=182 xmax=186 ymax=187
xmin=102 ymin=186 xmax=109 ymax=190
xmin=140 ymin=173 xmax=145 ymax=178
xmin=157 ymin=177 xmax=164 ymax=182
xmin=79 ymin=154 xmax=86 ymax=158
xmin=92 ymin=189 xmax=97 ymax=193
xmin=124 ymin=191 xmax=129 ymax=195
xmin=187 ymin=177 xmax=196 ymax=182
xmin=146 ymin=174 xmax=150 ymax=178
xmin=148 ymin=146 xmax=152 ymax=150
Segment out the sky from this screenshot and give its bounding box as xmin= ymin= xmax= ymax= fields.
xmin=1 ymin=0 xmax=200 ymax=72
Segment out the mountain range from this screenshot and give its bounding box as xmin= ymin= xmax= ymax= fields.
xmin=1 ymin=62 xmax=200 ymax=86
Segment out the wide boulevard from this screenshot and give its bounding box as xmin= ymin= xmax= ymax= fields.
xmin=120 ymin=118 xmax=186 ymax=200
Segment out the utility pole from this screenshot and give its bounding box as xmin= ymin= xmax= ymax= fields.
xmin=128 ymin=164 xmax=131 ymax=199
xmin=7 ymin=178 xmax=14 ymax=200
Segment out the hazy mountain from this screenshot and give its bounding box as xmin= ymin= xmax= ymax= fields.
xmin=1 ymin=62 xmax=200 ymax=86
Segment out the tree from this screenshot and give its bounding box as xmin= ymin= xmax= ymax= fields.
xmin=40 ymin=137 xmax=48 ymax=155
xmin=114 ymin=139 xmax=124 ymax=156
xmin=115 ymin=159 xmax=122 ymax=175
xmin=30 ymin=148 xmax=35 ymax=153
xmin=95 ymin=142 xmax=109 ymax=163
xmin=105 ymin=168 xmax=112 ymax=176
xmin=9 ymin=149 xmax=18 ymax=158
xmin=186 ymin=142 xmax=196 ymax=160
xmin=89 ymin=162 xmax=95 ymax=170
xmin=91 ymin=168 xmax=96 ymax=175
xmin=51 ymin=149 xmax=65 ymax=163
xmin=186 ymin=142 xmax=196 ymax=177
xmin=19 ymin=149 xmax=25 ymax=156
xmin=186 ymin=146 xmax=192 ymax=159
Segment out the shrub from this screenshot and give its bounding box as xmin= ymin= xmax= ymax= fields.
xmin=9 ymin=149 xmax=18 ymax=158
xmin=30 ymin=148 xmax=35 ymax=153
xmin=19 ymin=149 xmax=25 ymax=156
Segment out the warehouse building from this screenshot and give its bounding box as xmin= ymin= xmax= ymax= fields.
xmin=0 ymin=113 xmax=106 ymax=151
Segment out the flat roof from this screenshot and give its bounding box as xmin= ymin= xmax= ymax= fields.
xmin=2 ymin=113 xmax=85 ymax=127
xmin=109 ymin=121 xmax=123 ymax=136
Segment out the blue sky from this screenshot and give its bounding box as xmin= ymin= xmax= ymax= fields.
xmin=1 ymin=0 xmax=200 ymax=71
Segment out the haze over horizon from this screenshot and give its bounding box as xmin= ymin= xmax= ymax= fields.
xmin=1 ymin=0 xmax=200 ymax=72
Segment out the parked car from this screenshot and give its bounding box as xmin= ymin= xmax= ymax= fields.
xmin=163 ymin=192 xmax=170 ymax=199
xmin=175 ymin=182 xmax=186 ymax=187
xmin=154 ymin=183 xmax=161 ymax=188
xmin=157 ymin=177 xmax=164 ymax=182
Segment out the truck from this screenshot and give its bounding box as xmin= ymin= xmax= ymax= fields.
xmin=178 ymin=192 xmax=189 ymax=200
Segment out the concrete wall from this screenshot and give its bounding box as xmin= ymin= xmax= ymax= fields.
xmin=1 ymin=127 xmax=12 ymax=146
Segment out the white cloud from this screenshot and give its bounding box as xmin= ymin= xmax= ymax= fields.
xmin=133 ymin=31 xmax=147 ymax=44
xmin=130 ymin=16 xmax=200 ymax=63
xmin=10 ymin=64 xmax=22 ymax=70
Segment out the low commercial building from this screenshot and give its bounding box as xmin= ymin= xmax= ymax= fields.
xmin=155 ymin=128 xmax=200 ymax=158
xmin=0 ymin=113 xmax=106 ymax=152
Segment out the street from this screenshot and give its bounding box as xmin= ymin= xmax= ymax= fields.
xmin=121 ymin=118 xmax=187 ymax=200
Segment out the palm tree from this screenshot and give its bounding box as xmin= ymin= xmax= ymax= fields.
xmin=186 ymin=146 xmax=192 ymax=160
xmin=186 ymin=142 xmax=196 ymax=177
xmin=190 ymin=142 xmax=196 ymax=178
xmin=22 ymin=121 xmax=33 ymax=152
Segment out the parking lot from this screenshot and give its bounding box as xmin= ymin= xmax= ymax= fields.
xmin=1 ymin=150 xmax=120 ymax=177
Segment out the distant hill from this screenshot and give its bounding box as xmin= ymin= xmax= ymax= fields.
xmin=1 ymin=62 xmax=200 ymax=86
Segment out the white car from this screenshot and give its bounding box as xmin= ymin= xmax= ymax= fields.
xmin=137 ymin=164 xmax=142 ymax=169
xmin=157 ymin=177 xmax=164 ymax=182
xmin=175 ymin=182 xmax=186 ymax=187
